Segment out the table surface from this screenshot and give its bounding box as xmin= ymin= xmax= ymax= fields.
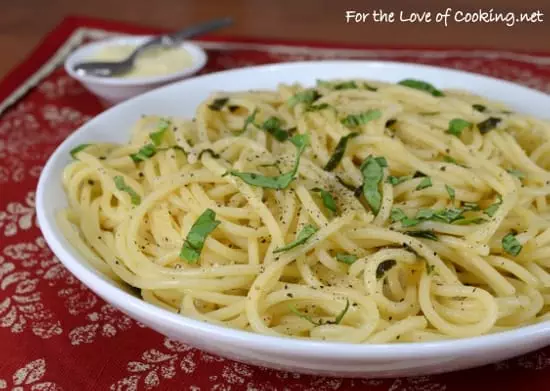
xmin=1 ymin=0 xmax=549 ymax=78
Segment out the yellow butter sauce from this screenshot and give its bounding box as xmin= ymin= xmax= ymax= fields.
xmin=91 ymin=44 xmax=194 ymax=78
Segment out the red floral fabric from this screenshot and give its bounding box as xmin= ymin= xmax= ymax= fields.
xmin=1 ymin=16 xmax=549 ymax=391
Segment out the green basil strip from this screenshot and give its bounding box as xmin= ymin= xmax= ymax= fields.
xmin=397 ymin=79 xmax=444 ymax=97
xmin=387 ymin=175 xmax=411 ymax=185
xmin=416 ymin=177 xmax=432 ymax=190
xmin=312 ymin=188 xmax=337 ymax=214
xmin=179 ymin=209 xmax=221 ymax=263
xmin=236 ymin=109 xmax=258 ymax=135
xmin=324 ymin=132 xmax=359 ymax=171
xmin=443 ymin=156 xmax=458 ymax=164
xmin=288 ymin=90 xmax=321 ymax=107
xmin=261 ymin=117 xmax=290 ymax=142
xmin=484 ymin=195 xmax=503 ymax=217
xmin=445 ymin=184 xmax=456 ymax=201
xmin=404 ymin=230 xmax=438 ymax=241
xmin=376 ymin=259 xmax=397 ymax=279
xmin=70 ymin=144 xmax=91 ymax=159
xmin=273 ymin=224 xmax=318 ymax=253
xmin=198 ymin=149 xmax=221 ymax=159
xmin=507 ymin=169 xmax=525 ymax=179
xmin=472 ymin=104 xmax=486 ymax=112
xmin=289 ymin=298 xmax=350 ymax=326
xmin=114 ymin=176 xmax=141 ymax=206
xmin=341 ymin=110 xmax=382 ymax=128
xmin=208 ymin=97 xmax=229 ymax=111
xmin=390 ymin=208 xmax=407 ymax=223
xmin=228 ymin=134 xmax=309 ymax=189
xmin=447 ymin=118 xmax=472 ymax=137
xmin=462 ymin=202 xmax=480 ymax=211
xmin=130 ymin=144 xmax=157 ymax=162
xmin=360 ymin=156 xmax=385 ymax=215
xmin=150 ymin=118 xmax=171 ymax=146
xmin=333 ymin=81 xmax=358 ymax=90
xmin=453 ymin=217 xmax=487 ymax=225
xmin=336 ymin=253 xmax=358 ymax=265
xmin=431 ymin=208 xmax=464 ymax=223
xmin=336 ymin=176 xmax=358 ymax=192
xmin=502 ymin=232 xmax=522 ymax=256
xmin=401 ymin=217 xmax=421 ymax=227
xmin=477 ymin=117 xmax=502 ymax=134
xmin=306 ymin=103 xmax=331 ymax=112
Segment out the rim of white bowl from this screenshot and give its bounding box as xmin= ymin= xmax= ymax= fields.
xmin=64 ymin=35 xmax=208 ymax=86
xmin=37 ymin=60 xmax=550 ymax=360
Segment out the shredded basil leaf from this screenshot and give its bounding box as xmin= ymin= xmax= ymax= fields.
xmin=443 ymin=156 xmax=458 ymax=164
xmin=273 ymin=224 xmax=318 ymax=253
xmin=228 ymin=134 xmax=309 ymax=189
xmin=507 ymin=169 xmax=525 ymax=179
xmin=390 ymin=208 xmax=407 ymax=223
xmin=376 ymin=260 xmax=397 ymax=279
xmin=235 ymin=109 xmax=258 ymax=135
xmin=462 ymin=202 xmax=480 ymax=211
xmin=502 ymin=232 xmax=522 ymax=256
xmin=198 ymin=149 xmax=220 ymax=160
xmin=472 ymin=104 xmax=486 ymax=112
xmin=404 ymin=230 xmax=438 ymax=241
xmin=130 ymin=144 xmax=157 ymax=162
xmin=484 ymin=195 xmax=503 ymax=217
xmin=150 ymin=119 xmax=170 ymax=146
xmin=341 ymin=110 xmax=382 ymax=128
xmin=179 ymin=209 xmax=221 ymax=263
xmin=360 ymin=156 xmax=385 ymax=215
xmin=324 ymin=132 xmax=359 ymax=172
xmin=477 ymin=117 xmax=502 ymax=134
xmin=416 ymin=177 xmax=432 ymax=190
xmin=114 ymin=176 xmax=140 ymax=205
xmin=288 ymin=90 xmax=321 ymax=108
xmin=453 ymin=217 xmax=487 ymax=225
xmin=306 ymin=103 xmax=331 ymax=112
xmin=70 ymin=144 xmax=91 ymax=159
xmin=261 ymin=117 xmax=290 ymax=142
xmin=336 ymin=253 xmax=358 ymax=264
xmin=401 ymin=217 xmax=421 ymax=227
xmin=289 ymin=299 xmax=350 ymax=326
xmin=208 ymin=97 xmax=229 ymax=111
xmin=445 ymin=184 xmax=455 ymax=201
xmin=333 ymin=81 xmax=358 ymax=90
xmin=387 ymin=175 xmax=411 ymax=185
xmin=312 ymin=188 xmax=337 ymax=214
xmin=448 ymin=118 xmax=472 ymax=137
xmin=398 ymin=79 xmax=444 ymax=97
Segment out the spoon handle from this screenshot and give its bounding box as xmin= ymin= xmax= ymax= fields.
xmin=169 ymin=17 xmax=233 ymax=43
xmin=143 ymin=17 xmax=233 ymax=50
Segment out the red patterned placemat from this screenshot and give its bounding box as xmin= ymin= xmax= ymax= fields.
xmin=1 ymin=16 xmax=550 ymax=391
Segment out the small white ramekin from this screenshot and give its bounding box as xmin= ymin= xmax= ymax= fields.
xmin=65 ymin=35 xmax=207 ymax=105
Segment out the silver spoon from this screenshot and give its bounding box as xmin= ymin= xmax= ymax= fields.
xmin=73 ymin=17 xmax=232 ymax=77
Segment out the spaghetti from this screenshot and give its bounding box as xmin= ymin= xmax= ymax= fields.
xmin=59 ymin=78 xmax=550 ymax=343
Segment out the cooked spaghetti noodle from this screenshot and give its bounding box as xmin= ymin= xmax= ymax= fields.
xmin=59 ymin=78 xmax=550 ymax=343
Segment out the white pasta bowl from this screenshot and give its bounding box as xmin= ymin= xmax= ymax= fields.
xmin=36 ymin=61 xmax=550 ymax=378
